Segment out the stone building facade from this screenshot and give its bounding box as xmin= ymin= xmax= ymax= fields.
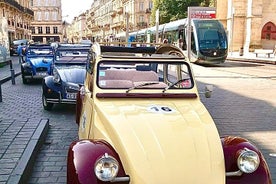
xmin=0 ymin=0 xmax=34 ymax=44
xmin=29 ymin=0 xmax=63 ymax=43
xmin=67 ymin=0 xmax=153 ymax=43
xmin=216 ymin=0 xmax=276 ymax=53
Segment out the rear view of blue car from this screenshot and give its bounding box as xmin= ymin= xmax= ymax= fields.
xmin=21 ymin=44 xmax=55 ymax=84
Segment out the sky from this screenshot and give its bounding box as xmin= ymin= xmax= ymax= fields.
xmin=61 ymin=0 xmax=93 ymax=23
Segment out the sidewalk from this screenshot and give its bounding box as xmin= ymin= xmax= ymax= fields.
xmin=0 ymin=57 xmax=21 ymax=80
xmin=227 ymin=51 xmax=276 ymax=65
xmin=0 ymin=57 xmax=49 ymax=184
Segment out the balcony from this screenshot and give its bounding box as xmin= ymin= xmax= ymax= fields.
xmin=24 ymin=7 xmax=34 ymax=16
xmin=0 ymin=0 xmax=34 ymax=16
xmin=0 ymin=0 xmax=24 ymax=12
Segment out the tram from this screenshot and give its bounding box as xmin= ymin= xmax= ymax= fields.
xmin=119 ymin=18 xmax=228 ymax=64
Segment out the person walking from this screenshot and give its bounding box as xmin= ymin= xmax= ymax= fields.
xmin=17 ymin=43 xmax=25 ymax=63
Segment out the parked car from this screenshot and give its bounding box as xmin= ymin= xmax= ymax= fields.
xmin=42 ymin=44 xmax=90 ymax=110
xmin=21 ymin=44 xmax=55 ymax=84
xmin=67 ymin=43 xmax=272 ymax=184
xmin=10 ymin=39 xmax=28 ymax=56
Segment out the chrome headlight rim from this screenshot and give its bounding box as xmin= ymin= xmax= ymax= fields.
xmin=237 ymin=148 xmax=260 ymax=174
xmin=94 ymin=153 xmax=119 ymax=182
xmin=53 ymin=68 xmax=61 ymax=83
xmin=25 ymin=61 xmax=31 ymax=68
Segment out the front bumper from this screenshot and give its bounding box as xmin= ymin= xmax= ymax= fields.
xmin=43 ymin=85 xmax=78 ymax=105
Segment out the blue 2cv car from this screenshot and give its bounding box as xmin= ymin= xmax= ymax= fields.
xmin=42 ymin=44 xmax=90 ymax=110
xmin=21 ymin=44 xmax=55 ymax=84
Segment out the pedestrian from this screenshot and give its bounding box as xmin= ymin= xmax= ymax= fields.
xmin=17 ymin=43 xmax=25 ymax=63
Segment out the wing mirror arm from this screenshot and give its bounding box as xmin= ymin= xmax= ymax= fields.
xmin=199 ymin=84 xmax=213 ymax=98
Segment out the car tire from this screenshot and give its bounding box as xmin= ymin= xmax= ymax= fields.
xmin=42 ymin=94 xmax=53 ymax=110
xmin=22 ymin=75 xmax=28 ymax=84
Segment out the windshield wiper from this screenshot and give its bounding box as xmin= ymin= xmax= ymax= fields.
xmin=162 ymin=79 xmax=189 ymax=93
xmin=126 ymin=81 xmax=159 ymax=93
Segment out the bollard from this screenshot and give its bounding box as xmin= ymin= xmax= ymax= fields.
xmin=0 ymin=84 xmax=2 ymax=102
xmin=9 ymin=60 xmax=13 ymax=70
xmin=11 ymin=69 xmax=15 ymax=85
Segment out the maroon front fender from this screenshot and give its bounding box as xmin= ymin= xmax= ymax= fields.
xmin=67 ymin=139 xmax=128 ymax=184
xmin=222 ymin=136 xmax=272 ymax=184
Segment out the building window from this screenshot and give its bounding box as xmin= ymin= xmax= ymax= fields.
xmin=149 ymin=1 xmax=153 ymax=9
xmin=31 ymin=27 xmax=35 ymax=34
xmin=139 ymin=15 xmax=144 ymax=22
xmin=51 ymin=0 xmax=56 ymax=6
xmin=45 ymin=11 xmax=49 ymax=20
xmin=139 ymin=2 xmax=144 ymax=11
xmin=53 ymin=27 xmax=58 ymax=34
xmin=37 ymin=11 xmax=42 ymax=21
xmin=46 ymin=27 xmax=50 ymax=34
xmin=52 ymin=11 xmax=57 ymax=20
xmin=38 ymin=27 xmax=43 ymax=34
xmin=261 ymin=22 xmax=276 ymax=40
xmin=30 ymin=0 xmax=33 ymax=6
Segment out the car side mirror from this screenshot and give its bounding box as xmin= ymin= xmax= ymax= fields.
xmin=205 ymin=85 xmax=213 ymax=98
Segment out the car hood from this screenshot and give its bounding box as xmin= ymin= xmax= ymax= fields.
xmin=28 ymin=57 xmax=53 ymax=66
xmin=57 ymin=67 xmax=86 ymax=84
xmin=91 ymin=99 xmax=225 ymax=183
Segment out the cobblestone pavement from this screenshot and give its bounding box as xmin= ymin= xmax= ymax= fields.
xmin=0 ymin=56 xmax=275 ymax=183
xmin=0 ymin=57 xmax=78 ymax=183
xmin=194 ymin=63 xmax=276 ymax=183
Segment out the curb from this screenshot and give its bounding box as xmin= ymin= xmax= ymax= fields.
xmin=7 ymin=119 xmax=49 ymax=184
xmin=227 ymin=57 xmax=276 ymax=65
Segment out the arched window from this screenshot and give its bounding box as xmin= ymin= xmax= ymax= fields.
xmin=261 ymin=22 xmax=276 ymax=40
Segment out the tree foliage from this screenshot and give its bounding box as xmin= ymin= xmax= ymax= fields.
xmin=151 ymin=0 xmax=215 ymax=25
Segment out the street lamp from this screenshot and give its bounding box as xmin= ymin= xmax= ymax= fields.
xmin=125 ymin=12 xmax=130 ymax=45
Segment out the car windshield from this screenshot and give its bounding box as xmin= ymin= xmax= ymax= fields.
xmin=27 ymin=48 xmax=53 ymax=55
xmin=55 ymin=47 xmax=89 ymax=65
xmin=97 ymin=60 xmax=193 ymax=90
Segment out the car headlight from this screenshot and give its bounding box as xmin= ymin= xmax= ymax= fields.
xmin=237 ymin=148 xmax=260 ymax=173
xmin=25 ymin=62 xmax=31 ymax=68
xmin=53 ymin=69 xmax=61 ymax=83
xmin=94 ymin=153 xmax=119 ymax=181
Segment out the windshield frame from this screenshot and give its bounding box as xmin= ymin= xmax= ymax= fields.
xmin=96 ymin=59 xmax=194 ymax=91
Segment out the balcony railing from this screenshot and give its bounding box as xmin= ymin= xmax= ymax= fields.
xmin=0 ymin=0 xmax=34 ymax=16
xmin=24 ymin=7 xmax=34 ymax=16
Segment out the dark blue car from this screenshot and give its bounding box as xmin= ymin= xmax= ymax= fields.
xmin=21 ymin=44 xmax=54 ymax=84
xmin=42 ymin=44 xmax=90 ymax=110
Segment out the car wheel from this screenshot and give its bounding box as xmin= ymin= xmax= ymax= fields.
xmin=42 ymin=94 xmax=53 ymax=110
xmin=22 ymin=75 xmax=28 ymax=84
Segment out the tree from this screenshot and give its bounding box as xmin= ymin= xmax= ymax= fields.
xmin=151 ymin=0 xmax=215 ymax=25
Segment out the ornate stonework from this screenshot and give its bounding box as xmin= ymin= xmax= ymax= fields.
xmin=216 ymin=0 xmax=276 ymax=52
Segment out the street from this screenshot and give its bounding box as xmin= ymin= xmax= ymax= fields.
xmin=0 ymin=57 xmax=275 ymax=183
